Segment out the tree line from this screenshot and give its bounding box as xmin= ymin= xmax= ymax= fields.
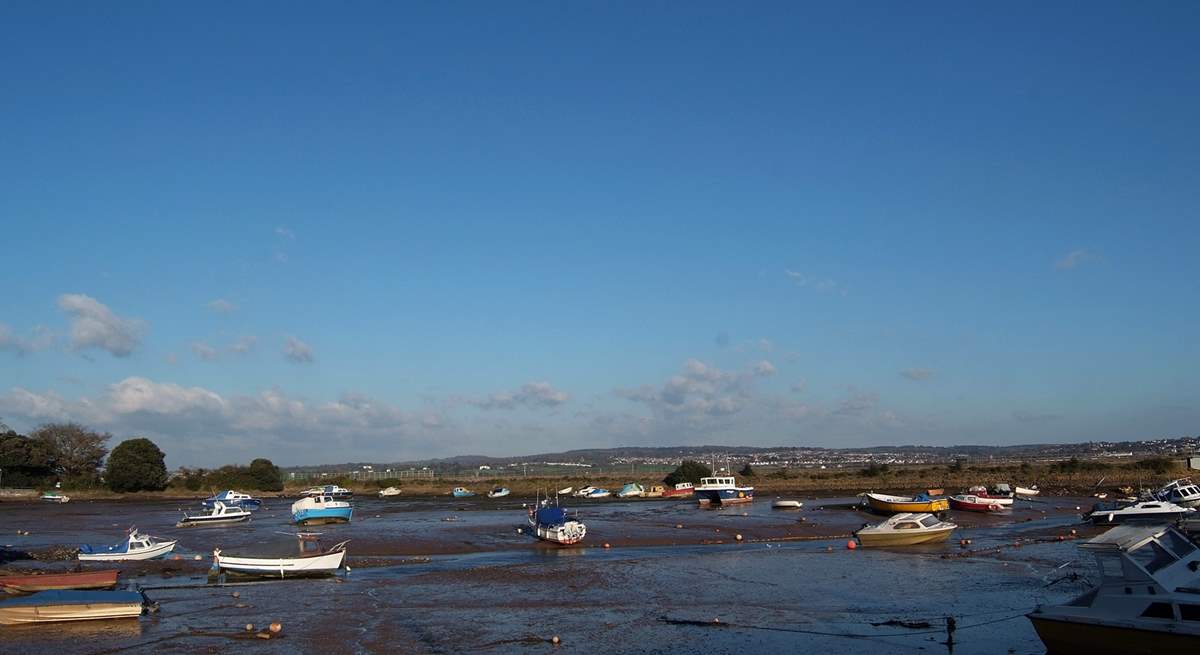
xmin=0 ymin=419 xmax=281 ymax=493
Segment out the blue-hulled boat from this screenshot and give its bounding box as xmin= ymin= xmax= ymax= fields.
xmin=452 ymin=487 xmax=476 ymax=498
xmin=693 ymin=476 xmax=755 ymax=506
xmin=202 ymin=490 xmax=263 ymax=510
xmin=291 ymin=495 xmax=353 ymax=525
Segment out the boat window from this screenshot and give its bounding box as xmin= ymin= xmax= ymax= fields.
xmin=1095 ymin=554 xmax=1124 ymax=580
xmin=1181 ymin=604 xmax=1200 ymax=621
xmin=1128 ymin=541 xmax=1179 ymax=574
xmin=1141 ymin=504 xmax=1159 ymax=509
xmin=1161 ymin=531 xmax=1198 ymax=558
xmin=895 ymin=522 xmax=918 ymax=530
xmin=919 ymin=516 xmax=941 ymax=528
xmin=1140 ymin=602 xmax=1175 ymax=619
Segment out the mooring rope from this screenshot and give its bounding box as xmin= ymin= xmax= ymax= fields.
xmin=657 ymin=611 xmax=1027 ymax=639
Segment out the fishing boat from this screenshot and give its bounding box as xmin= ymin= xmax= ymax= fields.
xmin=966 ymin=485 xmax=1014 ymax=506
xmin=854 ymin=513 xmax=957 ymax=547
xmin=0 ymin=570 xmax=119 ymax=594
xmin=948 ymin=494 xmax=1007 ymax=513
xmin=452 ymin=487 xmax=476 ymax=498
xmin=40 ymin=491 xmax=69 ymax=504
xmin=1027 ymin=524 xmax=1200 ymax=654
xmin=862 ymin=492 xmax=949 ymax=514
xmin=772 ymin=499 xmax=804 ymax=509
xmin=585 ymin=488 xmax=611 ymax=498
xmin=78 ymin=529 xmax=177 ymax=561
xmin=1084 ymin=499 xmax=1194 ymax=525
xmin=557 ymin=486 xmax=574 ymax=495
xmin=378 ymin=486 xmax=402 ymax=497
xmin=213 ymin=533 xmax=349 ymax=579
xmin=1153 ymin=478 xmax=1200 ymax=508
xmin=662 ymin=482 xmax=694 ymax=498
xmin=487 ymin=487 xmax=511 ymax=498
xmin=291 ymin=495 xmax=353 ymax=525
xmin=644 ymin=485 xmax=665 ymax=498
xmin=617 ymin=483 xmax=644 ymax=498
xmin=694 ymin=476 xmax=754 ymax=506
xmin=177 ymin=501 xmax=252 ymax=527
xmin=572 ymin=486 xmax=596 ymax=498
xmin=299 ymin=484 xmax=353 ymax=499
xmin=526 ymin=497 xmax=587 ymax=545
xmin=0 ymin=590 xmax=146 ymax=625
xmin=202 ymin=489 xmax=262 ymax=510
xmin=1015 ymin=485 xmax=1040 ymax=497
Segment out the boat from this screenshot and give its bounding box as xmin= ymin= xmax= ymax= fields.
xmin=1154 ymin=478 xmax=1200 ymax=508
xmin=949 ymin=494 xmax=1007 ymax=512
xmin=1015 ymin=485 xmax=1040 ymax=497
xmin=526 ymin=497 xmax=586 ymax=545
xmin=213 ymin=533 xmax=349 ymax=579
xmin=378 ymin=486 xmax=402 ymax=497
xmin=662 ymin=482 xmax=694 ymax=498
xmin=557 ymin=486 xmax=574 ymax=495
xmin=772 ymin=499 xmax=804 ymax=509
xmin=617 ymin=483 xmax=644 ymax=498
xmin=299 ymin=484 xmax=353 ymax=499
xmin=0 ymin=570 xmax=119 ymax=594
xmin=291 ymin=495 xmax=353 ymax=525
xmin=487 ymin=487 xmax=511 ymax=498
xmin=1027 ymin=523 xmax=1200 ymax=654
xmin=644 ymin=485 xmax=665 ymax=498
xmin=694 ymin=476 xmax=754 ymax=506
xmin=452 ymin=487 xmax=476 ymax=498
xmin=862 ymin=492 xmax=949 ymax=514
xmin=78 ymin=529 xmax=177 ymax=561
xmin=0 ymin=590 xmax=145 ymax=625
xmin=572 ymin=486 xmax=596 ymax=498
xmin=854 ymin=513 xmax=957 ymax=547
xmin=585 ymin=488 xmax=611 ymax=498
xmin=966 ymin=485 xmax=1014 ymax=506
xmin=1084 ymin=499 xmax=1194 ymax=525
xmin=202 ymin=490 xmax=262 ymax=510
xmin=40 ymin=491 xmax=69 ymax=504
xmin=926 ymin=488 xmax=945 ymax=497
xmin=177 ymin=501 xmax=252 ymax=527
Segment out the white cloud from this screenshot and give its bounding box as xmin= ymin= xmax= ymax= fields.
xmin=207 ymin=299 xmax=236 ymax=314
xmin=56 ymin=294 xmax=144 ymax=357
xmin=275 ymin=226 xmax=295 ymax=239
xmin=0 ymin=323 xmax=54 ymax=355
xmin=1055 ymin=248 xmax=1097 ymax=271
xmin=615 ymin=358 xmax=754 ymax=422
xmin=469 ymin=382 xmax=571 ymax=410
xmin=784 ymin=269 xmax=846 ymax=295
xmin=789 ymin=379 xmax=808 ymax=394
xmin=283 ymin=335 xmax=314 ymax=363
xmin=900 ymin=368 xmax=934 ymax=381
xmin=753 ymin=360 xmax=777 ymax=377
xmin=231 ymin=335 xmax=257 ymax=354
xmin=191 ymin=341 xmax=219 ymax=361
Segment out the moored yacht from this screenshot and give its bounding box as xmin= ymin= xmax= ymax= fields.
xmin=1154 ymin=479 xmax=1200 ymax=509
xmin=1084 ymin=499 xmax=1194 ymax=525
xmin=694 ymin=476 xmax=754 ymax=505
xmin=291 ymin=495 xmax=353 ymax=525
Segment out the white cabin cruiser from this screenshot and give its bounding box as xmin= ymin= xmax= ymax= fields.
xmin=1084 ymin=499 xmax=1194 ymax=525
xmin=1028 ymin=524 xmax=1200 ymax=654
xmin=78 ymin=529 xmax=177 ymax=561
xmin=177 ymin=501 xmax=252 ymax=527
xmin=1154 ymin=479 xmax=1200 ymax=509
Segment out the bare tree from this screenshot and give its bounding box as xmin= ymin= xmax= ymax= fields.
xmin=30 ymin=422 xmax=111 ymax=480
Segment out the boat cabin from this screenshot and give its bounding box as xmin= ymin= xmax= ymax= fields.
xmin=1081 ymin=524 xmax=1200 ymax=594
xmin=698 ymin=477 xmax=736 ymax=489
xmin=1157 ymin=479 xmax=1200 ymax=503
xmin=673 ymin=482 xmax=694 ymax=491
xmin=892 ymin=515 xmax=945 ymax=531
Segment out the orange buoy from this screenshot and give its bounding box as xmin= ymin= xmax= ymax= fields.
xmin=847 ymin=539 xmax=857 ymax=550
xmin=735 ymin=534 xmax=743 ymax=542
xmin=603 ymin=543 xmax=611 ymax=549
xmin=269 ymin=622 xmax=282 ymax=634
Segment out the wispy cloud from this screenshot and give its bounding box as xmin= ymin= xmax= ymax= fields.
xmin=275 ymin=226 xmax=295 ymax=239
xmin=56 ymin=294 xmax=144 ymax=357
xmin=753 ymin=360 xmax=777 ymax=377
xmin=1055 ymin=248 xmax=1098 ymax=271
xmin=190 ymin=341 xmax=219 ymax=361
xmin=0 ymin=323 xmax=54 ymax=355
xmin=784 ymin=269 xmax=846 ymax=295
xmin=231 ymin=335 xmax=257 ymax=354
xmin=900 ymin=368 xmax=935 ymax=381
xmin=207 ymin=299 xmax=236 ymax=315
xmin=283 ymin=335 xmax=314 ymax=363
xmin=468 ymin=382 xmax=570 ymax=411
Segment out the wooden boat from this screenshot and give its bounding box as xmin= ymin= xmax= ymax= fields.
xmin=78 ymin=529 xmax=176 ymax=561
xmin=177 ymin=501 xmax=252 ymax=527
xmin=662 ymin=482 xmax=694 ymax=498
xmin=772 ymin=500 xmax=804 ymax=509
xmin=487 ymin=487 xmax=511 ymax=498
xmin=863 ymin=492 xmax=949 ymax=514
xmin=949 ymin=494 xmax=1005 ymax=512
xmin=41 ymin=491 xmax=70 ymax=504
xmin=855 ymin=513 xmax=957 ymax=547
xmin=0 ymin=590 xmax=144 ymax=625
xmin=0 ymin=570 xmax=119 ymax=594
xmin=1028 ymin=524 xmax=1200 ymax=654
xmin=213 ymin=533 xmax=349 ymax=579
xmin=694 ymin=476 xmax=754 ymax=505
xmin=291 ymin=495 xmax=353 ymax=525
xmin=644 ymin=485 xmax=665 ymax=498
xmin=377 ymin=486 xmax=401 ymax=497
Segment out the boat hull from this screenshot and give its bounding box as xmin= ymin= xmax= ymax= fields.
xmin=1086 ymin=510 xmax=1191 ymax=525
xmin=293 ymin=507 xmax=353 ymax=525
xmin=78 ymin=541 xmax=176 ymax=561
xmin=1028 ymin=614 xmax=1200 ymax=655
xmin=865 ymin=496 xmax=949 ymax=514
xmin=948 ymin=497 xmax=1005 ymax=512
xmin=0 ymin=592 xmax=143 ymax=625
xmin=0 ymin=570 xmax=119 ymax=594
xmin=177 ymin=514 xmax=251 ymax=527
xmin=530 ymin=520 xmax=587 ymax=545
xmin=855 ymin=527 xmax=954 ymax=547
xmin=214 ymin=550 xmax=346 ymax=578
xmin=695 ymin=488 xmax=754 ymax=505
xmin=662 ymin=489 xmax=693 ymax=498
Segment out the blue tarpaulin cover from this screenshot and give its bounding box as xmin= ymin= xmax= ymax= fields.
xmin=536 ymin=507 xmax=567 ymax=525
xmin=0 ymin=590 xmax=143 ymax=607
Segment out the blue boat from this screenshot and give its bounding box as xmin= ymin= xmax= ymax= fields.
xmin=291 ymin=495 xmax=353 ymax=525
xmin=202 ymin=490 xmax=263 ymax=510
xmin=452 ymin=487 xmax=476 ymax=498
xmin=693 ymin=476 xmax=755 ymax=506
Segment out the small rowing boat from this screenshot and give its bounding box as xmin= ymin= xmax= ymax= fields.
xmin=772 ymin=499 xmax=804 ymax=509
xmin=949 ymin=494 xmax=1005 ymax=512
xmin=862 ymin=492 xmax=949 ymax=514
xmin=0 ymin=570 xmax=119 ymax=594
xmin=213 ymin=533 xmax=349 ymax=579
xmin=0 ymin=590 xmax=145 ymax=625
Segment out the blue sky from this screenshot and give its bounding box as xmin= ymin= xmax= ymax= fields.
xmin=1 ymin=3 xmax=1198 ymax=467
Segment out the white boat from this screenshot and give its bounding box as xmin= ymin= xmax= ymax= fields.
xmin=1015 ymin=485 xmax=1040 ymax=497
xmin=585 ymin=488 xmax=611 ymax=498
xmin=617 ymin=483 xmax=644 ymax=498
xmin=291 ymin=495 xmax=353 ymax=525
xmin=1028 ymin=523 xmax=1200 ymax=654
xmin=1153 ymin=478 xmax=1200 ymax=508
xmin=41 ymin=491 xmax=70 ymax=504
xmin=526 ymin=496 xmax=586 ymax=545
xmin=772 ymin=499 xmax=804 ymax=509
xmin=487 ymin=487 xmax=511 ymax=498
xmin=78 ymin=529 xmax=177 ymax=561
xmin=202 ymin=490 xmax=262 ymax=510
xmin=1085 ymin=499 xmax=1195 ymax=525
xmin=378 ymin=486 xmax=402 ymax=497
xmin=855 ymin=513 xmax=957 ymax=547
xmin=694 ymin=476 xmax=755 ymax=505
xmin=213 ymin=533 xmax=349 ymax=578
xmin=572 ymin=486 xmax=596 ymax=498
xmin=0 ymin=590 xmax=146 ymax=625
xmin=177 ymin=501 xmax=252 ymax=527
xmin=557 ymin=486 xmax=574 ymax=495
xmin=299 ymin=484 xmax=353 ymax=499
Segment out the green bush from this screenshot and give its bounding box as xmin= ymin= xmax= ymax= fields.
xmin=664 ymin=460 xmax=712 ymax=487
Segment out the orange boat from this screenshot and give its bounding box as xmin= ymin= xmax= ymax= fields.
xmin=0 ymin=570 xmax=120 ymax=594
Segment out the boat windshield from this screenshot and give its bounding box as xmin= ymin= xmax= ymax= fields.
xmin=894 ymin=522 xmax=919 ymax=530
xmin=1128 ymin=540 xmax=1179 ymax=574
xmin=918 ymin=516 xmax=942 ymax=528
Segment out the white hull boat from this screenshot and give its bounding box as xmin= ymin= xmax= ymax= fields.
xmin=177 ymin=501 xmax=252 ymax=527
xmin=378 ymin=486 xmax=402 ymax=497
xmin=1085 ymin=500 xmax=1194 ymax=525
xmin=772 ymin=500 xmax=804 ymax=509
xmin=213 ymin=534 xmax=349 ymax=578
xmin=526 ymin=501 xmax=586 ymax=545
xmin=487 ymin=487 xmax=511 ymax=498
xmin=1015 ymin=485 xmax=1040 ymax=497
xmin=78 ymin=529 xmax=177 ymax=561
xmin=557 ymin=486 xmax=574 ymax=495
xmin=572 ymin=486 xmax=596 ymax=498
xmin=1154 ymin=478 xmax=1200 ymax=509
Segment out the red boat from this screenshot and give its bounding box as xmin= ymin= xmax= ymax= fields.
xmin=0 ymin=570 xmax=120 ymax=594
xmin=949 ymin=494 xmax=1006 ymax=512
xmin=661 ymin=482 xmax=694 ymax=498
xmin=966 ymin=485 xmax=1014 ymax=506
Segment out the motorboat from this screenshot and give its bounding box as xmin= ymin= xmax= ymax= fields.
xmin=585 ymin=488 xmax=611 ymax=499
xmin=1015 ymin=485 xmax=1040 ymax=497
xmin=694 ymin=476 xmax=754 ymax=506
xmin=291 ymin=495 xmax=353 ymax=525
xmin=572 ymin=486 xmax=596 ymax=498
xmin=862 ymin=492 xmax=949 ymax=514
xmin=662 ymin=482 xmax=694 ymax=498
xmin=78 ymin=529 xmax=177 ymax=561
xmin=452 ymin=487 xmax=476 ymax=498
xmin=0 ymin=590 xmax=146 ymax=625
xmin=0 ymin=570 xmax=119 ymax=594
xmin=1084 ymin=499 xmax=1194 ymax=525
xmin=772 ymin=499 xmax=804 ymax=509
xmin=949 ymin=494 xmax=1007 ymax=512
xmin=299 ymin=484 xmax=353 ymax=499
xmin=487 ymin=487 xmax=511 ymax=498
xmin=967 ymin=485 xmax=1014 ymax=506
xmin=557 ymin=486 xmax=574 ymax=495
xmin=617 ymin=483 xmax=644 ymax=498
xmin=177 ymin=501 xmax=252 ymax=527
xmin=40 ymin=491 xmax=69 ymax=504
xmin=854 ymin=513 xmax=957 ymax=547
xmin=378 ymin=486 xmax=402 ymax=497
xmin=525 ymin=497 xmax=586 ymax=545
xmin=202 ymin=490 xmax=262 ymax=510
xmin=213 ymin=533 xmax=349 ymax=579
xmin=644 ymin=485 xmax=665 ymax=498
xmin=1027 ymin=524 xmax=1200 ymax=654
xmin=1154 ymin=479 xmax=1200 ymax=508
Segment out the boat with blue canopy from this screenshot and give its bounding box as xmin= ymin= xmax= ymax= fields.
xmin=525 ymin=495 xmax=587 ymax=545
xmin=202 ymin=490 xmax=263 ymax=510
